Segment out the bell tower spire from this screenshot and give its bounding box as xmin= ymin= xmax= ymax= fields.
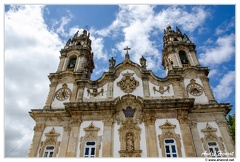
xmin=162 ymin=26 xmax=200 ymax=75
xmin=57 ymin=29 xmax=95 ymax=79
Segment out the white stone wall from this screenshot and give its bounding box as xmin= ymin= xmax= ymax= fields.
xmin=113 ymin=123 xmax=121 ymax=157
xmin=51 ymin=83 xmax=73 ymax=108
xmin=113 ymin=69 xmax=143 ymax=98
xmin=139 ymin=123 xmax=147 ymax=157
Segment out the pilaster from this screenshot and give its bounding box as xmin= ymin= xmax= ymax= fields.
xmin=189 ymin=120 xmax=204 ymax=157
xmin=57 ymin=55 xmax=66 ymax=72
xmin=200 ymin=76 xmax=217 ymax=103
xmin=143 ymin=113 xmax=159 ymax=157
xmin=177 ymin=114 xmax=196 ymax=157
xmin=44 ymin=82 xmax=58 ymax=109
xmin=28 ymin=123 xmax=45 ymax=157
xmin=102 ymin=114 xmax=114 ymax=157
xmin=142 ymin=76 xmax=150 ymax=97
xmin=66 ymin=118 xmax=81 ymax=157
xmin=216 ymin=120 xmax=235 ymax=155
xmin=59 ymin=125 xmax=71 ymax=157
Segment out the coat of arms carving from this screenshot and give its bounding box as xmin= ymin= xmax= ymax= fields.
xmin=117 ymin=72 xmax=139 ymax=93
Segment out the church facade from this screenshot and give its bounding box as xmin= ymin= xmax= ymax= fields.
xmin=28 ymin=26 xmax=235 ymax=157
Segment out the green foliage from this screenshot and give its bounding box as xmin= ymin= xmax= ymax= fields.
xmin=227 ymin=114 xmax=235 ymax=143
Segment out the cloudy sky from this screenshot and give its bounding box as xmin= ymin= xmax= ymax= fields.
xmin=3 ymin=3 xmax=237 ymax=158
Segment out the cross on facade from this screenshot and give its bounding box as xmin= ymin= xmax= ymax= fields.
xmin=124 ymin=46 xmax=131 ymax=54
xmin=124 ymin=46 xmax=131 ymax=60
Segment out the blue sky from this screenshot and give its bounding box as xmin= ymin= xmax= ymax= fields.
xmin=4 ymin=4 xmax=236 ymax=157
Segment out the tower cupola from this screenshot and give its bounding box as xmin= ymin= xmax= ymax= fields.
xmin=162 ymin=26 xmax=200 ymax=75
xmin=57 ymin=30 xmax=95 ymax=79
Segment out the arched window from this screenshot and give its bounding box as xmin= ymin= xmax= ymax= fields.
xmin=84 ymin=141 xmax=96 ymax=158
xmin=68 ymin=57 xmax=77 ymax=69
xmin=179 ymin=51 xmax=189 ymax=65
xmin=43 ymin=145 xmax=55 ymax=157
xmin=164 ymin=139 xmax=178 ymax=157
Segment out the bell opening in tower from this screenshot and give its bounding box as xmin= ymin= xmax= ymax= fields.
xmin=179 ymin=50 xmax=189 ymax=67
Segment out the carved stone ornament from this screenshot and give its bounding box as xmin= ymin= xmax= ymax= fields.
xmin=117 ymin=72 xmax=139 ymax=93
xmin=79 ymin=123 xmax=102 ymax=157
xmin=158 ymin=120 xmax=182 ymax=157
xmin=153 ymin=85 xmax=170 ymax=94
xmin=38 ymin=128 xmax=61 ymax=157
xmin=118 ymin=118 xmax=142 ymax=157
xmin=87 ymin=88 xmax=104 ymax=97
xmin=122 ymin=106 xmax=136 ymax=117
xmin=33 ymin=124 xmax=45 ymax=132
xmin=201 ymin=123 xmax=225 ymax=157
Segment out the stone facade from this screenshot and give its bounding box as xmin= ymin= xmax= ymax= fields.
xmin=28 ymin=27 xmax=235 ymax=158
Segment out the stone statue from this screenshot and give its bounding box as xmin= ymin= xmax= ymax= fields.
xmin=126 ymin=133 xmax=134 ymax=151
xmin=140 ymin=56 xmax=146 ymax=69
xmin=109 ymin=57 xmax=116 ymax=68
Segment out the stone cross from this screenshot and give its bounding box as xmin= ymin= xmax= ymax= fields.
xmin=124 ymin=46 xmax=131 ymax=54
xmin=124 ymin=46 xmax=131 ymax=59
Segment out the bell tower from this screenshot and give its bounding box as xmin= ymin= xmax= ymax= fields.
xmin=162 ymin=26 xmax=200 ymax=75
xmin=43 ymin=29 xmax=95 ymax=109
xmin=57 ymin=29 xmax=95 ymax=79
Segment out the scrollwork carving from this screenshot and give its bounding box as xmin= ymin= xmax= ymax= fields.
xmin=153 ymin=85 xmax=170 ymax=94
xmin=33 ymin=124 xmax=45 ymax=132
xmin=117 ymin=72 xmax=139 ymax=93
xmin=87 ymin=88 xmax=104 ymax=97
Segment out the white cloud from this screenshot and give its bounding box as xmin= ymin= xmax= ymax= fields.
xmin=90 ymin=33 xmax=108 ymax=61
xmin=55 ymin=12 xmax=73 ymax=37
xmin=215 ymin=17 xmax=235 ymax=36
xmin=198 ymin=34 xmax=235 ymax=66
xmin=213 ymin=71 xmax=235 ymax=101
xmin=92 ymin=5 xmax=209 ymax=72
xmin=208 ymin=69 xmax=218 ymax=78
xmin=5 ymin=5 xmax=63 ymax=157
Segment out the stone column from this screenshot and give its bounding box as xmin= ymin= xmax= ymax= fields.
xmin=178 ymin=115 xmax=196 ymax=157
xmin=57 ymin=55 xmax=66 ymax=72
xmin=142 ymin=76 xmax=150 ymax=97
xmin=28 ymin=123 xmax=45 ymax=157
xmin=144 ymin=113 xmax=159 ymax=157
xmin=189 ymin=120 xmax=204 ymax=157
xmin=102 ymin=115 xmax=114 ymax=157
xmin=107 ymin=78 xmax=114 ymax=99
xmin=63 ymin=57 xmax=69 ymax=71
xmin=200 ymin=76 xmax=217 ymax=103
xmin=216 ymin=120 xmax=235 ymax=154
xmin=172 ymin=80 xmax=183 ymax=98
xmin=58 ymin=125 xmax=71 ymax=157
xmin=66 ymin=118 xmax=81 ymax=157
xmin=44 ymin=82 xmax=58 ymax=109
xmin=70 ymin=83 xmax=78 ymax=102
xmin=76 ymin=82 xmax=86 ymax=102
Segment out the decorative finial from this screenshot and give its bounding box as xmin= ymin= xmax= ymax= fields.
xmin=124 ymin=46 xmax=131 ymax=59
xmin=165 ymin=20 xmax=170 ymax=27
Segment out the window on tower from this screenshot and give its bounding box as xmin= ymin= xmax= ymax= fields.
xmin=67 ymin=57 xmax=77 ymax=70
xmin=179 ymin=50 xmax=189 ymax=66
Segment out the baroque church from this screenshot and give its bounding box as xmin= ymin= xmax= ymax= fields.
xmin=28 ymin=26 xmax=235 ymax=157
